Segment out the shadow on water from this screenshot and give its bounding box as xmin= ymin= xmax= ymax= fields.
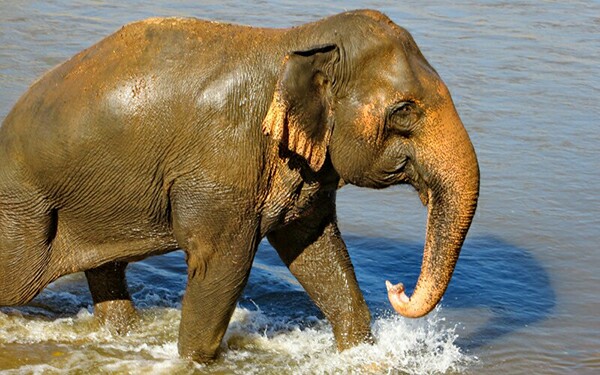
xmin=245 ymin=234 xmax=556 ymax=352
xmin=441 ymin=236 xmax=556 ymax=351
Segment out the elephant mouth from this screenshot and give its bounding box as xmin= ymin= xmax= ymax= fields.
xmin=385 ymin=158 xmax=430 ymax=206
xmin=383 ymin=157 xmax=408 ymax=175
xmin=381 ymin=157 xmax=408 ymax=184
xmin=406 ymin=162 xmax=430 ymax=206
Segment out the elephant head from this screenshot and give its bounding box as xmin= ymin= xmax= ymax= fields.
xmin=263 ymin=11 xmax=479 ymax=318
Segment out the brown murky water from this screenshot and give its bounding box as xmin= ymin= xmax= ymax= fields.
xmin=1 ymin=1 xmax=599 ymax=373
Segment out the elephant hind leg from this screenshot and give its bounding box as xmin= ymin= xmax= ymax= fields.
xmin=85 ymin=261 xmax=137 ymax=333
xmin=0 ymin=197 xmax=57 ymax=306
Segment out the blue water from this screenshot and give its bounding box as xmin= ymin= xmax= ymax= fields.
xmin=1 ymin=1 xmax=599 ymax=373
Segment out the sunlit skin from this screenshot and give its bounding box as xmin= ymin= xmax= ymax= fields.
xmin=0 ymin=10 xmax=478 ymax=362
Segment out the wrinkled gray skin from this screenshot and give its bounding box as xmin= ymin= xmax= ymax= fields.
xmin=0 ymin=10 xmax=479 ymax=362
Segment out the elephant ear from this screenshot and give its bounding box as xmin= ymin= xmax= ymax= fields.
xmin=262 ymin=44 xmax=339 ymax=171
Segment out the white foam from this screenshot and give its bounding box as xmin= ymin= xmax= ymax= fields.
xmin=0 ymin=364 xmax=62 ymax=375
xmin=218 ymin=306 xmax=474 ymax=374
xmin=0 ymin=305 xmax=473 ymax=374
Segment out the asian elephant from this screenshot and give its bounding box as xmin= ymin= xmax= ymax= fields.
xmin=0 ymin=10 xmax=479 ymax=362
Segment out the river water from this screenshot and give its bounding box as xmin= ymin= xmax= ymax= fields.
xmin=0 ymin=1 xmax=598 ymax=374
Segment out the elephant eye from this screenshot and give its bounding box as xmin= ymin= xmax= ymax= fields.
xmin=386 ymin=101 xmax=418 ymax=136
xmin=390 ymin=101 xmax=414 ymax=116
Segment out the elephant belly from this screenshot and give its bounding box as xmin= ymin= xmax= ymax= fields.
xmin=41 ymin=171 xmax=179 ymax=275
xmin=49 ymin=210 xmax=178 ymax=275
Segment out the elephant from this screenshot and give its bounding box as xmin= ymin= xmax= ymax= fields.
xmin=0 ymin=9 xmax=479 ymax=362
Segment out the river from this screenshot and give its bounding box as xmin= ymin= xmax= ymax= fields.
xmin=0 ymin=1 xmax=599 ymax=373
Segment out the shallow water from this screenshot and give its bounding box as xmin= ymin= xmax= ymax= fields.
xmin=1 ymin=1 xmax=599 ymax=373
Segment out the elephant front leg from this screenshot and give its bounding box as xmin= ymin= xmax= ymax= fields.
xmin=267 ymin=202 xmax=372 ymax=350
xmin=85 ymin=261 xmax=137 ymax=333
xmin=176 ymin=232 xmax=259 ymax=362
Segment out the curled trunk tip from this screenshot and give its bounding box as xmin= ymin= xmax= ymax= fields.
xmin=386 ymin=280 xmax=433 ymax=318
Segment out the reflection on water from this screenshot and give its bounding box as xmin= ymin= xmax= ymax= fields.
xmin=1 ymin=0 xmax=599 ymax=373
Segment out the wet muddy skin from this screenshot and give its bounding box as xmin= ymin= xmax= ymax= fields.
xmin=1 ymin=1 xmax=599 ymax=373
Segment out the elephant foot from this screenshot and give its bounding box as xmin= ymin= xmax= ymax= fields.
xmin=94 ymin=299 xmax=138 ymax=334
xmin=85 ymin=261 xmax=137 ymax=332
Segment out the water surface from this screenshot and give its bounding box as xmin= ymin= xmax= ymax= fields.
xmin=1 ymin=1 xmax=599 ymax=373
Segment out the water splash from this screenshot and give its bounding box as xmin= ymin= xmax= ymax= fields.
xmin=0 ymin=301 xmax=473 ymax=374
xmin=218 ymin=307 xmax=474 ymax=374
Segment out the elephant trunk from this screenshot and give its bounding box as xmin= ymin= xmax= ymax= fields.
xmin=387 ymin=96 xmax=479 ymax=318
